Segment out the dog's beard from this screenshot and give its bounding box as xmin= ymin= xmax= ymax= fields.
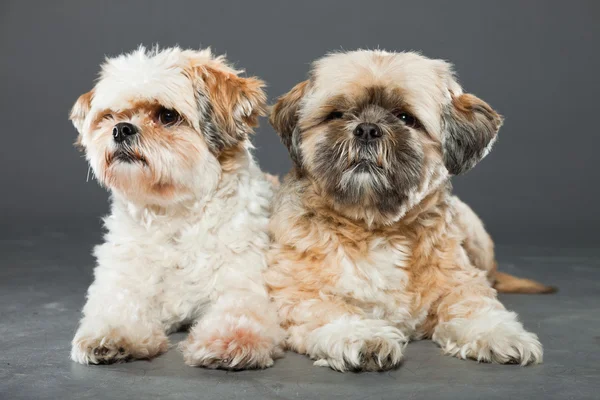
xmin=99 ymin=139 xmax=152 ymax=194
xmin=312 ymin=136 xmax=424 ymax=214
xmin=338 ymin=141 xmax=390 ymax=194
xmin=105 ymin=140 xmax=148 ymax=167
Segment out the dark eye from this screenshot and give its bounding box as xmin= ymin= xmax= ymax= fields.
xmin=325 ymin=111 xmax=344 ymax=121
xmin=158 ymin=108 xmax=181 ymax=126
xmin=396 ymin=112 xmax=419 ymax=128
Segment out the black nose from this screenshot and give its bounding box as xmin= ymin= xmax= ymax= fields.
xmin=353 ymin=123 xmax=382 ymax=141
xmin=112 ymin=122 xmax=138 ymax=143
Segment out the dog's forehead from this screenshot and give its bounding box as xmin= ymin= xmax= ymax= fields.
xmin=90 ymin=48 xmax=203 ymax=123
xmin=312 ymin=51 xmax=448 ymax=94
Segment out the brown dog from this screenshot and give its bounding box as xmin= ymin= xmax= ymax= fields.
xmin=266 ymin=50 xmax=554 ymax=372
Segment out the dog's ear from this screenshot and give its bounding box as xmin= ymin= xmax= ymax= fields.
xmin=199 ymin=65 xmax=267 ymax=150
xmin=442 ymin=93 xmax=503 ymax=175
xmin=269 ymin=80 xmax=309 ymax=166
xmin=69 ymin=89 xmax=94 ymax=146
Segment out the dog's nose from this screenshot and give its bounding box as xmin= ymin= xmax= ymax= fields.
xmin=353 ymin=123 xmax=382 ymax=141
xmin=112 ymin=122 xmax=138 ymax=143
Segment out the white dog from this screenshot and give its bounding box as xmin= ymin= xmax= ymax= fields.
xmin=69 ymin=46 xmax=283 ymax=369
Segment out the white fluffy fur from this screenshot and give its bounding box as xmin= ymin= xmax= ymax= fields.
xmin=70 ymin=46 xmax=283 ymax=368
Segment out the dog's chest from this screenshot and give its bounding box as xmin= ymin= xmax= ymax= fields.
xmin=162 ymin=226 xmax=224 ymax=275
xmin=134 ymin=220 xmax=224 ymax=297
xmin=333 ymin=238 xmax=414 ymax=320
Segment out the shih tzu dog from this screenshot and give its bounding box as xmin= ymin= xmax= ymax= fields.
xmin=266 ymin=50 xmax=554 ymax=372
xmin=69 ymin=46 xmax=283 ymax=369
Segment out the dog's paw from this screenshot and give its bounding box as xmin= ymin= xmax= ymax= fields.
xmin=71 ymin=326 xmax=169 ymax=365
xmin=313 ymin=335 xmax=405 ymax=372
xmin=307 ymin=317 xmax=407 ymax=372
xmin=435 ymin=310 xmax=543 ymax=366
xmin=180 ymin=322 xmax=283 ymax=370
xmin=441 ymin=328 xmax=542 ymax=365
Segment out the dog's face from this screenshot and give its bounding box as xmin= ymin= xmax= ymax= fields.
xmin=70 ymin=47 xmax=266 ymax=206
xmin=271 ymin=50 xmax=502 ymax=222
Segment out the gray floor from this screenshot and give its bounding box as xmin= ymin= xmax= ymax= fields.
xmin=1 ymin=221 xmax=599 ymax=400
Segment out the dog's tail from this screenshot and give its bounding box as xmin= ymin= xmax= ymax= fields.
xmin=493 ymin=271 xmax=557 ymax=294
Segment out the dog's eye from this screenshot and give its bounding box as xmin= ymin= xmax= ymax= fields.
xmin=325 ymin=111 xmax=344 ymax=121
xmin=396 ymin=112 xmax=419 ymax=128
xmin=158 ymin=108 xmax=181 ymax=126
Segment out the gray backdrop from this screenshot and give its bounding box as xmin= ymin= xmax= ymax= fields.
xmin=1 ymin=0 xmax=598 ymax=246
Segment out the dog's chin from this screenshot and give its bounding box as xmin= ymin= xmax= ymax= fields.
xmin=349 ymin=159 xmax=383 ymax=174
xmin=315 ymin=158 xmax=418 ymax=220
xmin=108 ymin=174 xmax=188 ymax=207
xmin=103 ymin=149 xmax=149 ymax=186
xmin=99 ymin=153 xmax=185 ymax=206
xmin=329 ymin=161 xmax=389 ymax=202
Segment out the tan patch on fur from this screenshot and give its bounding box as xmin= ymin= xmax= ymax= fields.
xmin=453 ymin=94 xmax=492 ymax=118
xmin=200 ymin=66 xmax=266 ymax=135
xmin=451 ymin=93 xmax=503 ymax=131
xmin=270 ymin=80 xmax=309 ymax=139
xmin=493 ymin=272 xmax=557 ymax=294
xmin=217 ymin=144 xmax=247 ymax=173
xmin=70 ymin=89 xmax=94 ymax=147
xmin=151 ymin=182 xmax=178 ymax=198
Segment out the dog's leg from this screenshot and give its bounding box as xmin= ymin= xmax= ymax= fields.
xmin=71 ymin=275 xmax=168 ymax=364
xmin=431 ymin=281 xmax=542 ymax=365
xmin=180 ymin=251 xmax=284 ymax=370
xmin=180 ymin=290 xmax=283 ymax=370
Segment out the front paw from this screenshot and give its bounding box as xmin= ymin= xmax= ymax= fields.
xmin=180 ymin=319 xmax=283 ymax=370
xmin=435 ymin=311 xmax=543 ymax=365
xmin=307 ymin=317 xmax=407 ymax=372
xmin=71 ymin=326 xmax=169 ymax=365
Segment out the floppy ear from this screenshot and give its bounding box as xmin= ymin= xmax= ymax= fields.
xmin=269 ymin=80 xmax=309 ymax=167
xmin=69 ymin=89 xmax=94 ymax=146
xmin=442 ymin=93 xmax=503 ymax=175
xmin=199 ymin=66 xmax=267 ymax=152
